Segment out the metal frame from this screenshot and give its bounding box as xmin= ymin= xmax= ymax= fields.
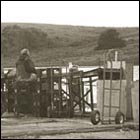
xmin=2 ymin=66 xmax=106 ymax=118
xmin=69 ymin=70 xmax=98 ymax=115
xmin=102 ymin=50 xmax=123 ymax=124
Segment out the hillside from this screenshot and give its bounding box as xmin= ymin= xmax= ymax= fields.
xmin=1 ymin=23 xmax=139 ymax=67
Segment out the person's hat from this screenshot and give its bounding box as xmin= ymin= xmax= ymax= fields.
xmin=20 ymin=48 xmax=30 ymax=56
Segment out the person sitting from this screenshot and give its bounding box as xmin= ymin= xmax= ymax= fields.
xmin=15 ymin=48 xmax=37 ymax=116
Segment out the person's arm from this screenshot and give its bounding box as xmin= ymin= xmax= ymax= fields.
xmin=24 ymin=59 xmax=36 ymax=74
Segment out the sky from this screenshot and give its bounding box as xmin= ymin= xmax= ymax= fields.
xmin=1 ymin=1 xmax=139 ymax=27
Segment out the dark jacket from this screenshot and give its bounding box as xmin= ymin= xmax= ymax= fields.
xmin=16 ymin=54 xmax=36 ymax=80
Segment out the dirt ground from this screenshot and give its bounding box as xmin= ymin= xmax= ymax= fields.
xmin=36 ymin=131 xmax=139 ymax=139
xmin=11 ymin=130 xmax=139 ymax=139
xmin=1 ymin=117 xmax=139 ymax=139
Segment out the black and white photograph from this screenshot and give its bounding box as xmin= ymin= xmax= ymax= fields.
xmin=1 ymin=1 xmax=139 ymax=139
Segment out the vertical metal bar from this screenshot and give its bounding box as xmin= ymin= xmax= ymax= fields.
xmin=80 ymin=72 xmax=85 ymax=113
xmin=65 ymin=66 xmax=68 ymax=117
xmin=119 ymin=60 xmax=122 ymax=111
xmin=37 ymin=69 xmax=42 ymax=117
xmin=79 ymin=73 xmax=82 ymax=111
xmin=90 ymin=77 xmax=94 ymax=111
xmin=66 ymin=66 xmax=68 ymax=94
xmin=109 ymin=60 xmax=113 ymax=124
xmin=69 ymin=72 xmax=74 ymax=117
xmin=102 ymin=53 xmax=106 ymax=123
xmin=58 ymin=68 xmax=62 ymax=117
xmin=44 ymin=69 xmax=48 ymax=117
xmin=50 ymin=68 xmax=54 ymax=112
xmin=81 ymin=81 xmax=85 ymax=114
xmin=58 ymin=68 xmax=61 ymax=117
xmin=79 ymin=81 xmax=81 ymax=111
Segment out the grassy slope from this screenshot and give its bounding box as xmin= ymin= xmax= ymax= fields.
xmin=1 ymin=23 xmax=139 ymax=67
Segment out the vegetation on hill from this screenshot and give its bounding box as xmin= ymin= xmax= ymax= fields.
xmin=95 ymin=29 xmax=126 ymax=50
xmin=1 ymin=23 xmax=139 ymax=67
xmin=2 ymin=25 xmax=48 ymax=56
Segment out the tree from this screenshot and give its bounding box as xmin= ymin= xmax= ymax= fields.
xmin=95 ymin=29 xmax=126 ymax=50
